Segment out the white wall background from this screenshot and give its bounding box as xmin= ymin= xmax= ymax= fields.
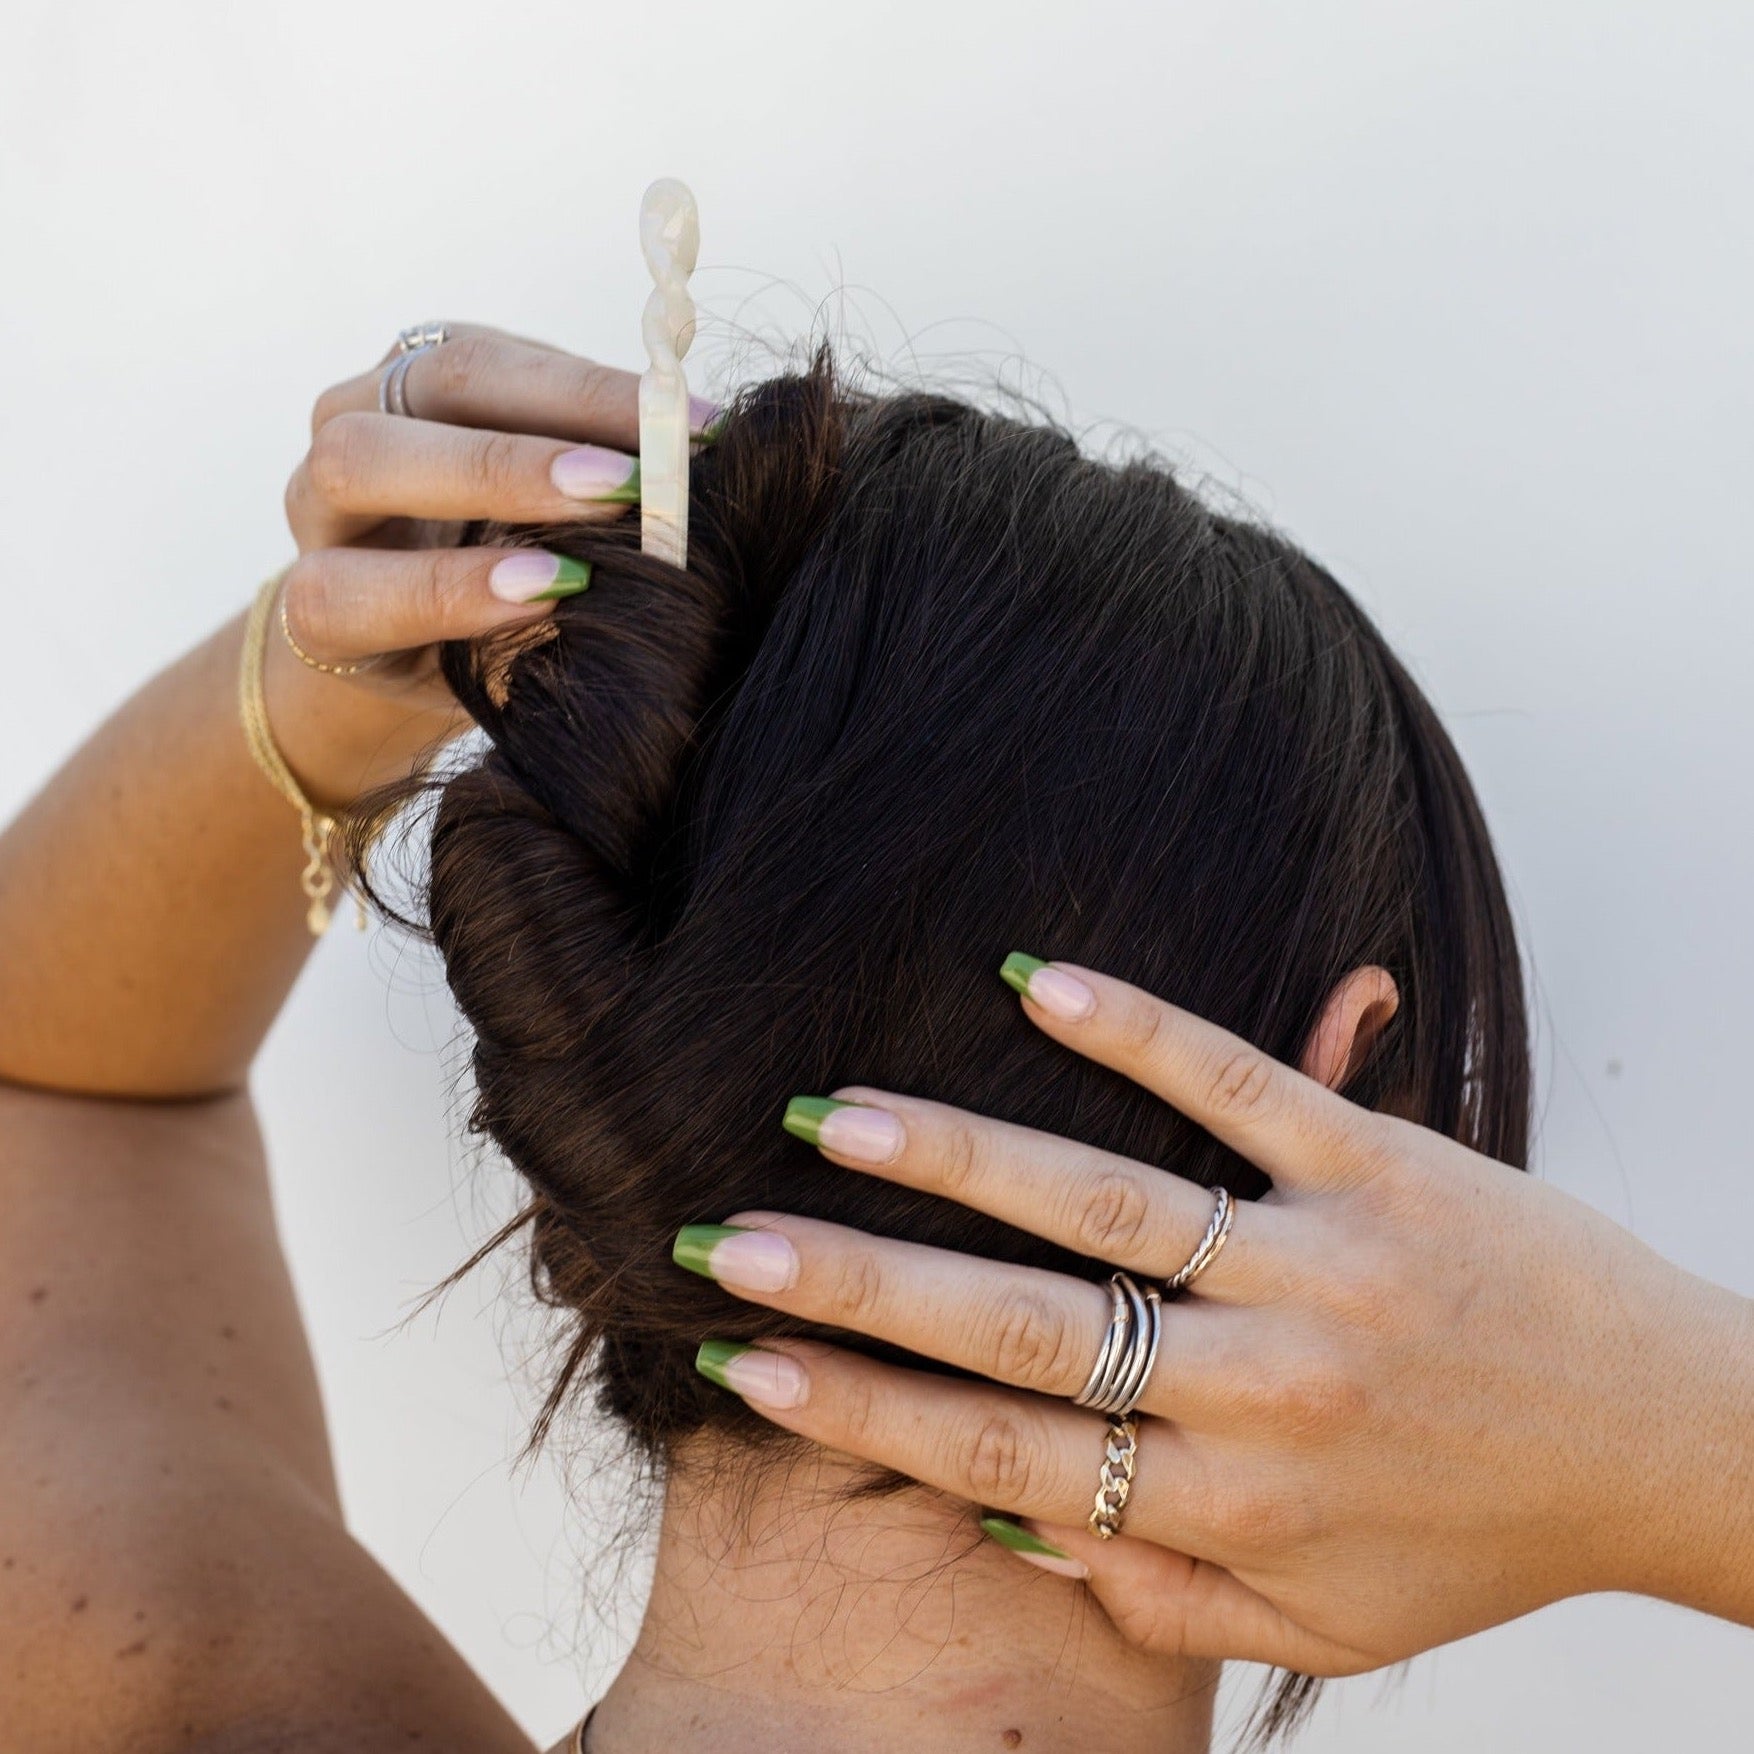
xmin=3 ymin=2 xmax=1750 ymax=1747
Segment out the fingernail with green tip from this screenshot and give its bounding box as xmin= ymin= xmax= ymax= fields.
xmin=552 ymin=445 xmax=640 ymax=503
xmin=694 ymin=1339 xmax=809 ymax=1409
xmin=998 ymin=952 xmax=1096 ymax=1022
xmin=784 ymin=1095 xmax=904 ymax=1163
xmin=674 ymin=1224 xmax=798 ymax=1292
xmin=981 ymin=1515 xmax=1090 ymax=1579
xmin=695 ymin=1338 xmax=753 ymax=1390
xmin=489 ymin=551 xmax=592 ymax=603
xmin=596 ymin=458 xmax=641 ymax=505
xmin=782 ymin=1095 xmax=855 ymax=1146
xmin=1000 ymin=952 xmax=1049 ymax=996
xmin=673 ymin=1224 xmax=749 ymax=1279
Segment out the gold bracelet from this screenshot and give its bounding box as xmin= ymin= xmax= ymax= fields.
xmin=240 ymin=571 xmax=364 ymax=936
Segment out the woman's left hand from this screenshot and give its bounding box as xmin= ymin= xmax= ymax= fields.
xmin=674 ymin=959 xmax=1754 ymax=1675
xmin=269 ymin=323 xmax=657 ymax=808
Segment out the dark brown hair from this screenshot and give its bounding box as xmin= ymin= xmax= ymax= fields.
xmin=364 ymin=350 xmax=1529 ymax=1737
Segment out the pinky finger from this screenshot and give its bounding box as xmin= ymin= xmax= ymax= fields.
xmin=988 ymin=1518 xmax=1382 ymax=1676
xmin=279 ymin=543 xmax=592 ymax=665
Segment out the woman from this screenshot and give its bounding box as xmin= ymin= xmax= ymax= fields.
xmin=0 ymin=326 xmax=1747 ymax=1754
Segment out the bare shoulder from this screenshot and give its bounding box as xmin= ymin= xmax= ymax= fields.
xmin=0 ymin=1083 xmax=534 ymax=1754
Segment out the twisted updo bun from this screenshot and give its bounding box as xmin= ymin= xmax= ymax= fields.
xmin=392 ymin=351 xmax=1529 ymax=1469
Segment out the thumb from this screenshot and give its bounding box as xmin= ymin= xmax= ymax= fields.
xmin=981 ymin=1516 xmax=1378 ymax=1677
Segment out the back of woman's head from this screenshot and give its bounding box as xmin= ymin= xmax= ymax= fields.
xmin=408 ymin=350 xmax=1529 ymax=1459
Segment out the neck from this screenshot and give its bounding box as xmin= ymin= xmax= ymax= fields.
xmin=590 ymin=1440 xmax=1217 ymax=1754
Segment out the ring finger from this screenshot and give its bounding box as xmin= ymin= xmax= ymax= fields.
xmin=700 ymin=1337 xmax=1250 ymax=1568
xmin=680 ymin=1212 xmax=1283 ymax=1429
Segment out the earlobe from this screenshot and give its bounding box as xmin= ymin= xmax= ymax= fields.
xmin=1300 ymin=966 xmax=1401 ymax=1090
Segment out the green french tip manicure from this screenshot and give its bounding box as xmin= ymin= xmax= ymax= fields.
xmin=530 ymin=555 xmax=593 ymax=601
xmin=783 ymin=1095 xmax=854 ymax=1145
xmin=673 ymin=1223 xmax=747 ymax=1279
xmin=1000 ymin=952 xmax=1049 ymax=997
xmin=695 ymin=1338 xmax=754 ymax=1391
xmin=597 ymin=460 xmax=642 ymax=506
xmin=980 ymin=1515 xmax=1073 ymax=1561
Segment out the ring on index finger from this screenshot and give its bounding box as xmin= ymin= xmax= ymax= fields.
xmin=1164 ymin=1185 xmax=1234 ymax=1296
xmin=380 ymin=323 xmax=452 ymax=418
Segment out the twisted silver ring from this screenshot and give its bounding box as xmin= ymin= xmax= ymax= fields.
xmin=1164 ymin=1185 xmax=1234 ymax=1296
xmin=1073 ymin=1271 xmax=1162 ymax=1419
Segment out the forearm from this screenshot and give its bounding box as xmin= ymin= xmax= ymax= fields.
xmin=1617 ymin=1268 xmax=1754 ymax=1625
xmin=0 ymin=608 xmax=449 ymax=1099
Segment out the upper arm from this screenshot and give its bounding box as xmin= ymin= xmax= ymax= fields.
xmin=0 ymin=1084 xmax=533 ymax=1753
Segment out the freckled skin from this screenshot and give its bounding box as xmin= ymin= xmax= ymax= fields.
xmin=0 ymin=1081 xmax=533 ymax=1752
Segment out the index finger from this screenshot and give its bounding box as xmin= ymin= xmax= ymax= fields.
xmin=1003 ymin=958 xmax=1388 ymax=1191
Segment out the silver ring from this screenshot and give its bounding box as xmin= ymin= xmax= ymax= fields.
xmin=395 ymin=322 xmax=449 ymax=353
xmin=379 ymin=325 xmax=451 ymax=418
xmin=1074 ymin=1277 xmax=1126 ymax=1406
xmin=1164 ymin=1186 xmax=1234 ymax=1296
xmin=1073 ymin=1271 xmax=1162 ymax=1420
xmin=380 ymin=349 xmax=417 ymax=416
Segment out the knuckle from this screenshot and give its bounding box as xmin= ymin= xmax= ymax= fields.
xmin=566 ymin=357 xmax=613 ymax=402
xmin=279 ymin=554 xmax=340 ymax=653
xmin=830 ymin=1368 xmax=881 ymax=1450
xmin=933 ymin=1117 xmax=984 ymax=1199
xmin=824 ymin=1251 xmax=888 ymax=1330
xmin=1220 ymin=1485 xmax=1319 ymax=1553
xmin=964 ymin=1410 xmax=1037 ymax=1503
xmin=986 ymin=1289 xmax=1077 ymax=1392
xmin=282 ymin=465 xmax=308 ymax=532
xmin=309 ymin=379 xmax=354 ymax=436
xmin=1270 ymin=1362 xmax=1367 ymax=1443
xmin=1354 ymin=1113 xmax=1419 ymax=1187
xmin=306 ymin=412 xmax=373 ymax=503
xmin=401 ymin=552 xmax=454 ymax=634
xmin=1069 ymin=1168 xmax=1153 ymax=1259
xmin=1205 ymin=1048 xmax=1276 ymax=1123
xmin=1113 ymin=994 xmax=1170 ymax=1062
xmin=1108 ymin=1592 xmax=1191 ymax=1657
xmin=471 ymin=428 xmax=529 ymax=499
xmin=566 ymin=355 xmax=635 ymax=415
xmin=1327 ymin=1262 xmax=1386 ymax=1325
xmin=428 ymin=332 xmax=494 ymax=403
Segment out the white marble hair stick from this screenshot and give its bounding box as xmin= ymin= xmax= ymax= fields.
xmin=637 ymin=178 xmax=699 ymax=566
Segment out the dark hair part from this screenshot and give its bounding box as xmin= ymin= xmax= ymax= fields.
xmin=358 ymin=350 xmax=1529 ymax=1743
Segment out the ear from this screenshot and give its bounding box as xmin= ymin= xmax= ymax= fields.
xmin=1299 ymin=966 xmax=1401 ymax=1091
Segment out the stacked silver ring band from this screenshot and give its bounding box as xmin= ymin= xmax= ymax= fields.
xmin=1073 ymin=1186 xmax=1235 ymax=1540
xmin=1073 ymin=1271 xmax=1162 ymax=1420
xmin=379 ymin=322 xmax=451 ymax=418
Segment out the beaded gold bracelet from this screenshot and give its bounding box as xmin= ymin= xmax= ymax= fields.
xmin=239 ymin=571 xmax=364 ymax=936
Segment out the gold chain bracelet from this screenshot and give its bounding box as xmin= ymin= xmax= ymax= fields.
xmin=239 ymin=571 xmax=365 ymax=936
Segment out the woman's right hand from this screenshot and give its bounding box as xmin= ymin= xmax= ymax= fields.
xmin=266 ymin=323 xmax=699 ymax=809
xmin=682 ymin=962 xmax=1754 ymax=1675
